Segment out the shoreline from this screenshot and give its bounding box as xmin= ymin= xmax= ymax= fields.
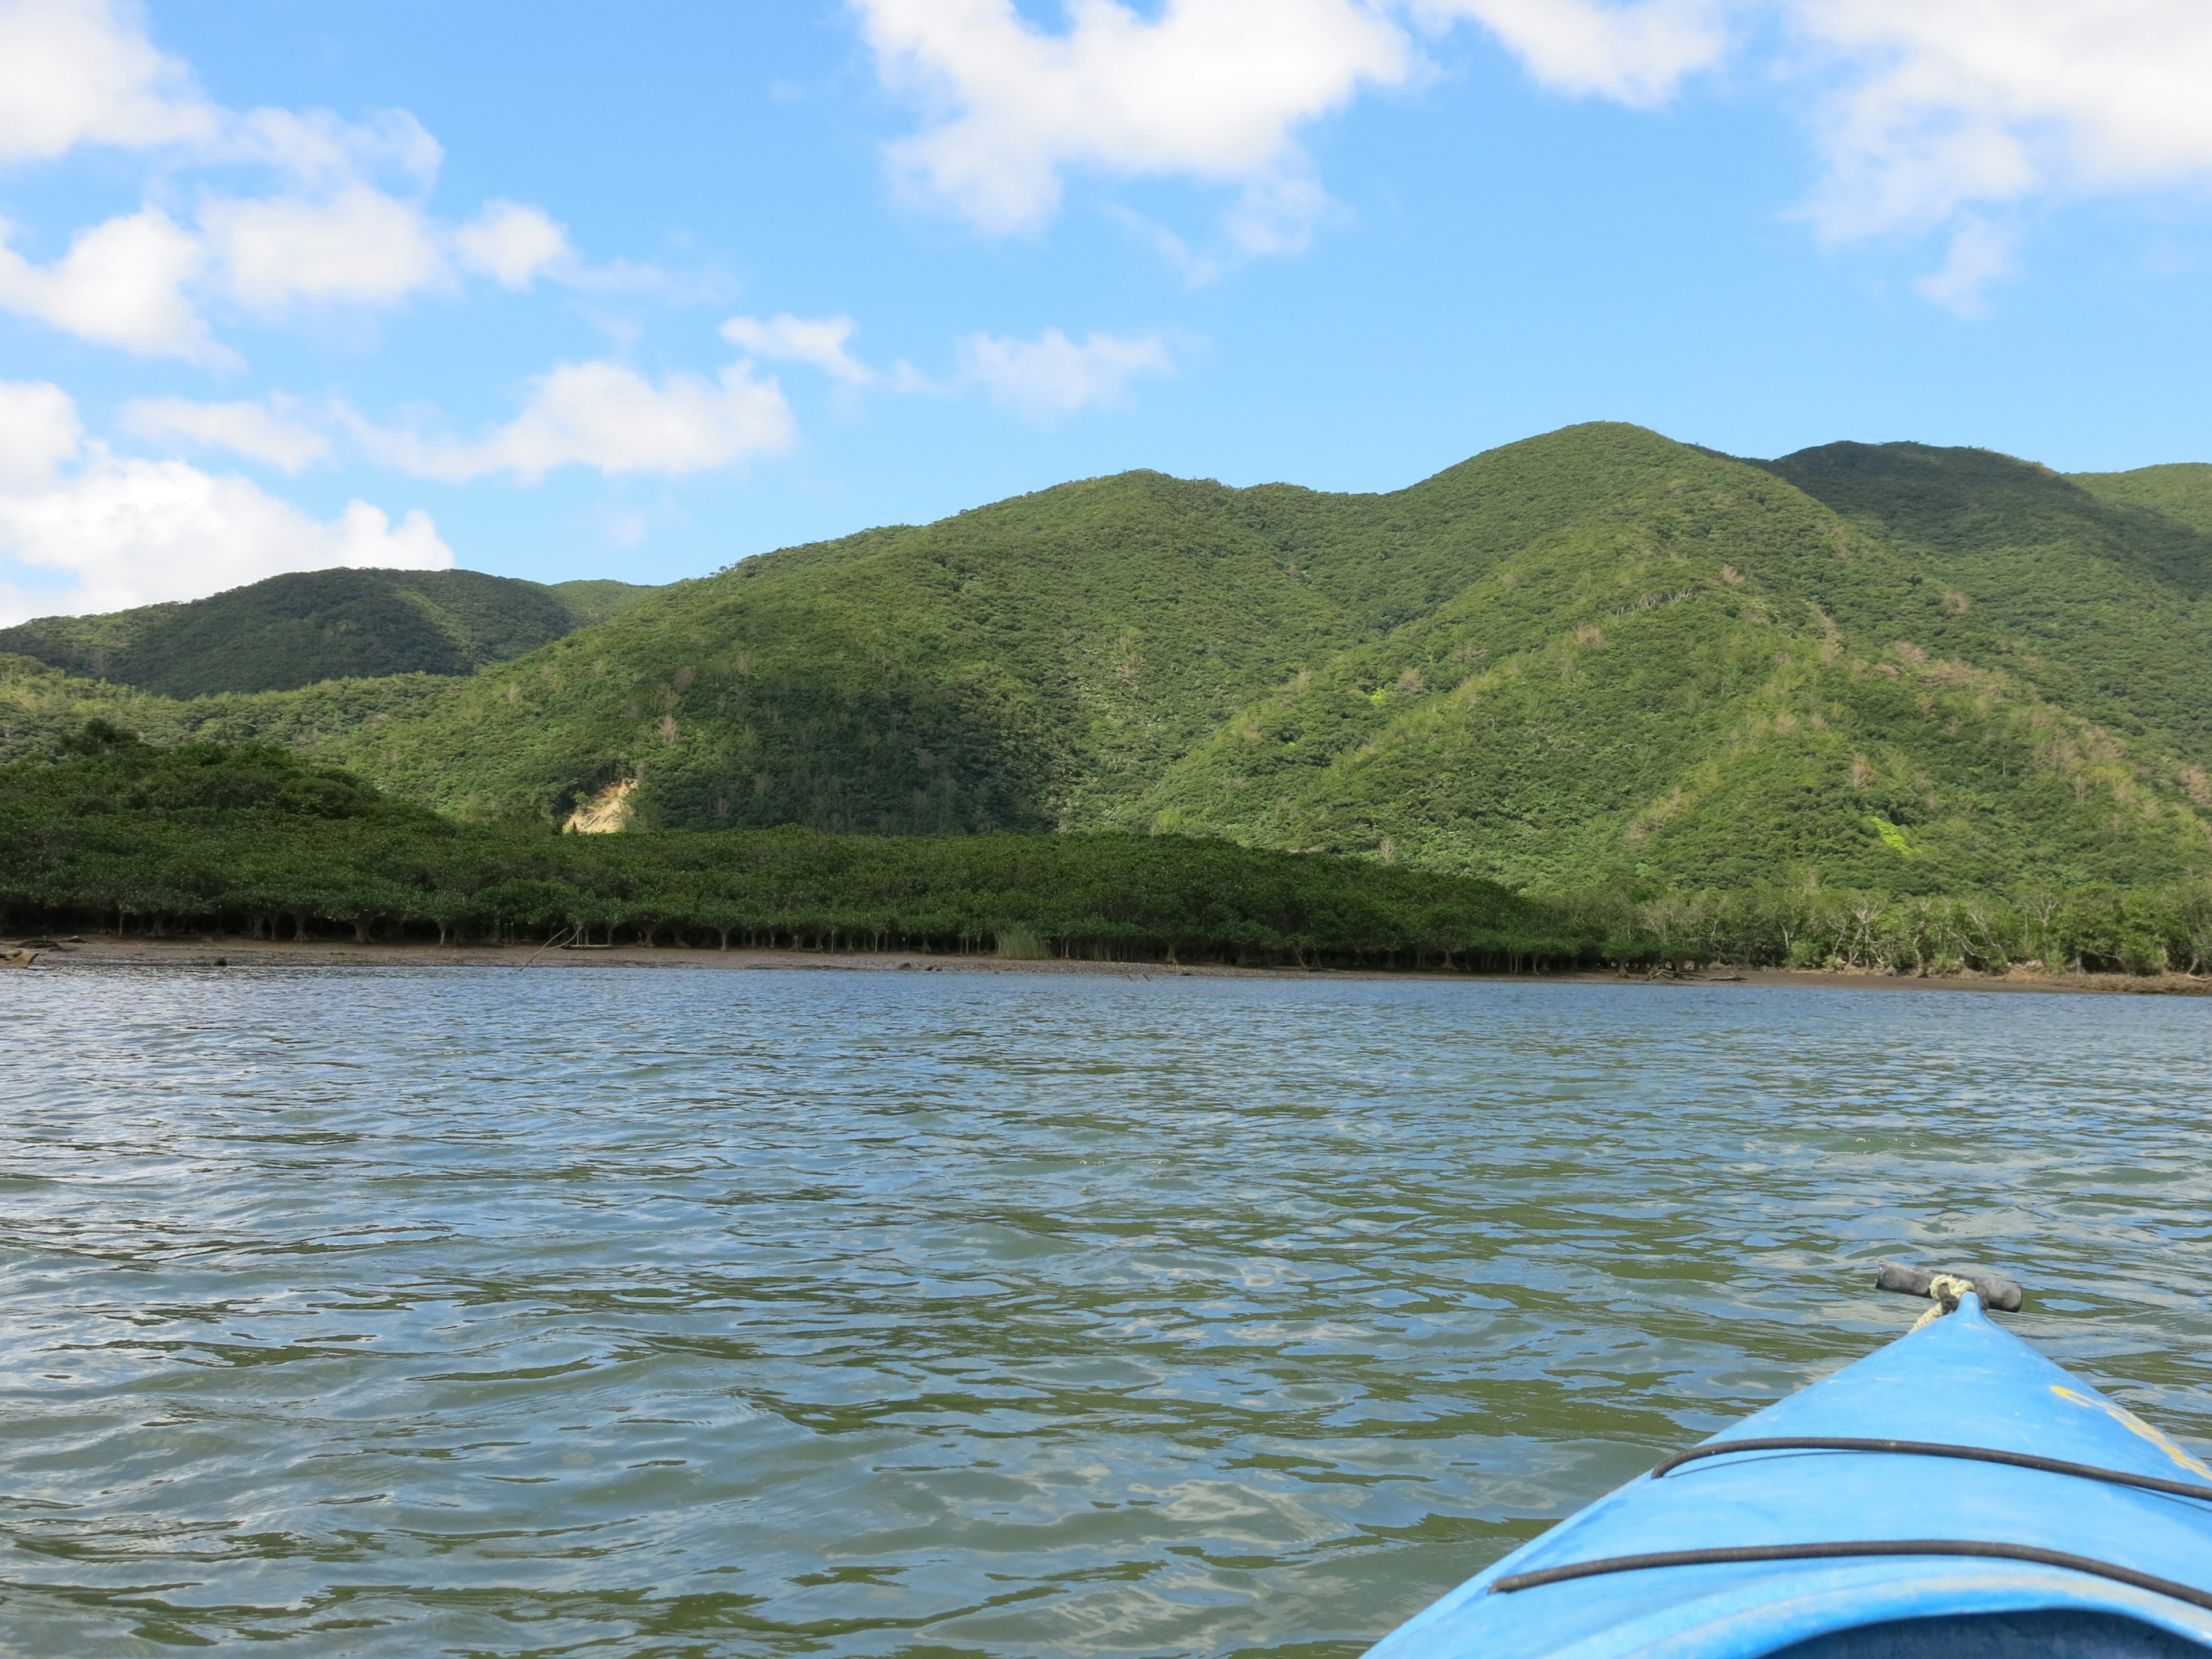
xmin=7 ymin=934 xmax=2209 ymax=997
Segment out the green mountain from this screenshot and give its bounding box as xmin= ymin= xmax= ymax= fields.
xmin=2070 ymin=461 xmax=2212 ymax=535
xmin=5 ymin=423 xmax=2206 ymax=897
xmin=0 ymin=568 xmax=656 ymax=697
xmin=1756 ymin=442 xmax=2212 ymax=763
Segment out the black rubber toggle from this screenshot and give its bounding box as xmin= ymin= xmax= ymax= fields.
xmin=1876 ymin=1261 xmax=2024 ymax=1312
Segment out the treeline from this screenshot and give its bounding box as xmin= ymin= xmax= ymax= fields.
xmin=0 ymin=729 xmax=1582 ymax=969
xmin=3 ymin=729 xmax=2207 ymax=979
xmin=1567 ymin=883 xmax=2212 ymax=979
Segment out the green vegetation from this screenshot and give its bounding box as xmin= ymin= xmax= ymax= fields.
xmin=7 ymin=730 xmax=2206 ymax=978
xmin=3 ymin=424 xmax=2206 ymax=912
xmin=256 ymin=422 xmax=2201 ymax=899
xmin=2070 ymin=461 xmax=2212 ymax=536
xmin=1759 ymin=442 xmax=2212 ymax=763
xmin=1 ymin=730 xmax=1582 ymax=968
xmin=548 ymin=578 xmax=658 ymax=627
xmin=0 ymin=568 xmax=657 ymax=696
xmin=0 ymin=653 xmax=456 ymax=766
xmin=1567 ymin=882 xmax=2212 ymax=978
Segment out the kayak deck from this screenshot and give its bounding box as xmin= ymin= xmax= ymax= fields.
xmin=1368 ymin=1297 xmax=2212 ymax=1658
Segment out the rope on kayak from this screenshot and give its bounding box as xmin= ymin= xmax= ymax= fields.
xmin=1649 ymin=1437 xmax=2212 ymax=1504
xmin=1909 ymin=1271 xmax=1976 ymax=1330
xmin=1488 ymin=1540 xmax=2212 ymax=1612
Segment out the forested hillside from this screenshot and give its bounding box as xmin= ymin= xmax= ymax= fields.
xmin=1 ymin=730 xmax=1581 ymax=969
xmin=3 ymin=423 xmax=2206 ymax=897
xmin=2070 ymin=461 xmax=2212 ymax=535
xmin=1759 ymin=442 xmax=2212 ymax=762
xmin=0 ymin=569 xmax=656 ymax=696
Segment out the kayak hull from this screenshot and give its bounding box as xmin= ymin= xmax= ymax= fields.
xmin=1367 ymin=1298 xmax=2212 ymax=1658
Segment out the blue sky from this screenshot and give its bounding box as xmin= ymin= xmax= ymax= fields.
xmin=3 ymin=0 xmax=2210 ymax=619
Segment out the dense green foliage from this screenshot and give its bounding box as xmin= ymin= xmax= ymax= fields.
xmin=1146 ymin=441 xmax=2212 ymax=892
xmin=276 ymin=423 xmax=2206 ymax=896
xmin=0 ymin=732 xmax=1582 ymax=967
xmin=2070 ymin=462 xmax=2212 ymax=536
xmin=3 ymin=425 xmax=2206 ymax=902
xmin=0 ymin=654 xmax=454 ymax=766
xmin=7 ymin=732 xmax=2206 ymax=978
xmin=1760 ymin=442 xmax=2212 ymax=762
xmin=547 ymin=578 xmax=658 ymax=627
xmin=1566 ymin=881 xmax=2212 ymax=978
xmin=0 ymin=568 xmax=657 ymax=696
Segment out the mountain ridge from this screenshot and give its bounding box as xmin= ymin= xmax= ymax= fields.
xmin=5 ymin=422 xmax=2206 ymax=897
xmin=0 ymin=568 xmax=658 ymax=698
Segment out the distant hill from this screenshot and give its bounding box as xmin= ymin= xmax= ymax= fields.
xmin=3 ymin=425 xmax=2205 ymax=897
xmin=547 ymin=579 xmax=658 ymax=628
xmin=287 ymin=423 xmax=2211 ymax=894
xmin=0 ymin=569 xmax=657 ymax=697
xmin=2069 ymin=461 xmax=2212 ymax=536
xmin=1755 ymin=442 xmax=2212 ymax=763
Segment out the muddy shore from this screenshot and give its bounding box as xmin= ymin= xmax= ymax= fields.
xmin=6 ymin=933 xmax=2208 ymax=996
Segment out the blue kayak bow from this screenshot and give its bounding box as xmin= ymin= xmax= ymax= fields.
xmin=1366 ymin=1268 xmax=2212 ymax=1659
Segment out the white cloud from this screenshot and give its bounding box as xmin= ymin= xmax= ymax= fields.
xmin=350 ymin=358 xmax=796 ymax=483
xmin=0 ymin=207 xmax=230 ymax=363
xmin=1425 ymin=0 xmax=1728 ymax=105
xmin=121 ymin=395 xmax=330 ymax=472
xmin=202 ymin=183 xmax=450 ymax=311
xmin=955 ymin=327 xmax=1173 ymax=422
xmin=853 ymin=0 xmax=1728 ymax=256
xmin=227 ymin=105 xmax=443 ymax=191
xmin=1791 ymin=0 xmax=2212 ymax=238
xmin=0 ymin=5 xmax=589 ymax=355
xmin=0 ymin=380 xmax=449 ymax=624
xmin=0 ymin=0 xmax=218 ymax=164
xmin=855 ymin=0 xmax=2212 ymax=308
xmin=1910 ymin=216 xmax=2012 ymax=316
xmin=720 ymin=313 xmax=874 ymax=384
xmin=454 ymin=199 xmax=572 ymax=289
xmin=855 ymin=0 xmax=1411 ymax=251
xmin=0 ymin=380 xmax=81 ymax=482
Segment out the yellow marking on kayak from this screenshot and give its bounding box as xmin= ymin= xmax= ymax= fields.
xmin=2052 ymin=1385 xmax=2212 ymax=1479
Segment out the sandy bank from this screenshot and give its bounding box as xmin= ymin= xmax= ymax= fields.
xmin=5 ymin=934 xmax=2208 ymax=997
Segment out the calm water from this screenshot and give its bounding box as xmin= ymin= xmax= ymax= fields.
xmin=2 ymin=964 xmax=2209 ymax=1658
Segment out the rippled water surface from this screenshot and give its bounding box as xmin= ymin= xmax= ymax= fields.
xmin=2 ymin=963 xmax=2209 ymax=1657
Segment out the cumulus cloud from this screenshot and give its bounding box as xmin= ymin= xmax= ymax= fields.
xmin=954 ymin=327 xmax=1173 ymax=422
xmin=720 ymin=313 xmax=874 ymax=384
xmin=349 ymin=358 xmax=796 ymax=483
xmin=855 ymin=0 xmax=2212 ymax=306
xmin=0 ymin=378 xmax=81 ymax=481
xmin=453 ymin=199 xmax=573 ymax=289
xmin=855 ymin=0 xmax=1411 ymax=251
xmin=0 ymin=207 xmax=230 ymax=364
xmin=1792 ymin=0 xmax=2212 ymax=238
xmin=1425 ymin=0 xmax=1728 ymax=105
xmin=0 ymin=380 xmax=449 ymax=624
xmin=0 ymin=0 xmax=218 ymax=164
xmin=851 ymin=0 xmax=1730 ymax=255
xmin=121 ymin=395 xmax=331 ymax=472
xmin=0 ymin=3 xmax=600 ymax=357
xmin=202 ymin=183 xmax=452 ymax=312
